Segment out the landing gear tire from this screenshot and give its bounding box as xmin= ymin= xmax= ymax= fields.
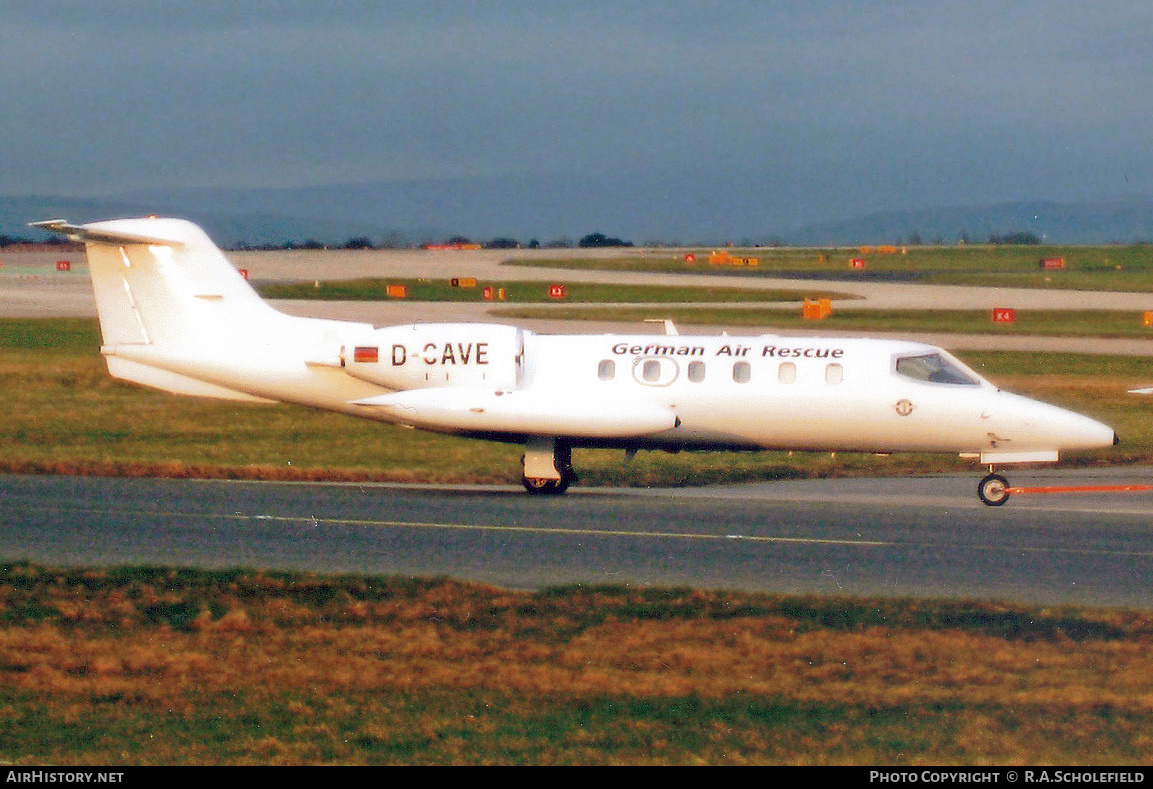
xmin=521 ymin=439 xmax=575 ymax=496
xmin=977 ymin=473 xmax=1011 ymax=507
xmin=522 ymin=475 xmax=571 ymax=495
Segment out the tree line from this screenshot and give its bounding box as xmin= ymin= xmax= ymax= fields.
xmin=229 ymin=231 xmax=635 ymax=252
xmin=8 ymin=222 xmax=1048 ymax=251
xmin=230 ymin=229 xmax=1048 ymax=252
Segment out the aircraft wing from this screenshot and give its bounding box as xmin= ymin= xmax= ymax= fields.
xmin=353 ymin=387 xmax=679 ymax=439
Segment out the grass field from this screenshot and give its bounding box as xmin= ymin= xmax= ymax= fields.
xmin=503 ymin=243 xmax=1153 ymax=292
xmin=254 ymin=277 xmax=1153 ymax=338
xmin=3 ymin=562 xmax=1153 ymax=765
xmin=498 ymin=305 xmax=1153 ymax=338
xmin=255 ymin=278 xmax=852 ymax=304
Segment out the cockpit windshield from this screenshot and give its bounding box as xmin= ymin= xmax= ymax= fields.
xmin=894 ymin=352 xmax=981 ymax=386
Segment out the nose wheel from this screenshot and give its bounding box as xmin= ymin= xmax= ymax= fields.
xmin=977 ymin=473 xmax=1011 ymax=506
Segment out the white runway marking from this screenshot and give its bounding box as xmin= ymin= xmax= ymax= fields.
xmin=25 ymin=501 xmax=1153 ymax=559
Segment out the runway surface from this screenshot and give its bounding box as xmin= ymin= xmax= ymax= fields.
xmin=4 ymin=470 xmax=1153 ymax=609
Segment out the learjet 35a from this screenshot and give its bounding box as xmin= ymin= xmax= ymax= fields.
xmin=35 ymin=217 xmax=1118 ymax=505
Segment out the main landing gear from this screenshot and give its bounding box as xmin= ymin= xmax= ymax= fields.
xmin=521 ymin=437 xmax=576 ymax=495
xmin=977 ymin=472 xmax=1011 ymax=507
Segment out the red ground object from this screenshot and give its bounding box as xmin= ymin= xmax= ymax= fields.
xmin=1006 ymin=483 xmax=1153 ymax=496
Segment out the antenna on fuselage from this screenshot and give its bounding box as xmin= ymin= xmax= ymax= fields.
xmin=644 ymin=318 xmax=679 ymax=336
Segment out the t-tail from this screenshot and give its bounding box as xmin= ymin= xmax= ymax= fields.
xmin=30 ymin=217 xmax=379 ymax=411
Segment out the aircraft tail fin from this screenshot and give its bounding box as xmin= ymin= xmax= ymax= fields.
xmin=33 ymin=217 xmax=280 ymax=349
xmin=33 ymin=217 xmax=289 ymax=401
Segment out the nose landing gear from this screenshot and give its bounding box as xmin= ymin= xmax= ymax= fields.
xmin=977 ymin=472 xmax=1153 ymax=505
xmin=977 ymin=473 xmax=1011 ymax=506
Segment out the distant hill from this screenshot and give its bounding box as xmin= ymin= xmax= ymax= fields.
xmin=5 ymin=186 xmax=1152 ymax=248
xmin=784 ymin=198 xmax=1153 ymax=246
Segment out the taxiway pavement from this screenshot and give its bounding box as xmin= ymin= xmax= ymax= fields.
xmin=4 ymin=470 xmax=1153 ymax=608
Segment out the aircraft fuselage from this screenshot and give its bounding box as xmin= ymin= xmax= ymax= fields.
xmin=337 ymin=324 xmax=1114 ymax=460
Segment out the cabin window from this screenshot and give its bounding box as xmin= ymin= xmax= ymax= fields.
xmin=825 ymin=363 xmax=843 ymax=385
xmin=631 ymin=356 xmax=679 ymax=386
xmin=688 ymin=360 xmax=706 ymax=382
xmin=895 ymin=352 xmax=980 ymax=386
xmin=598 ymin=359 xmax=615 ymax=381
xmin=733 ymin=361 xmax=751 ymax=383
xmin=778 ymin=362 xmax=796 ymax=384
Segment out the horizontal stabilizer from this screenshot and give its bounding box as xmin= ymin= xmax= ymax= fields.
xmin=30 ymin=219 xmax=188 ymax=248
xmin=354 ymin=387 xmax=679 ymax=438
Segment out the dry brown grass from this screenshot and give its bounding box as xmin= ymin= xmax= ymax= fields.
xmin=2 ymin=565 xmax=1153 ymax=764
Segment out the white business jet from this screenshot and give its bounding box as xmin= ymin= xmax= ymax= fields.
xmin=34 ymin=217 xmax=1117 ymax=505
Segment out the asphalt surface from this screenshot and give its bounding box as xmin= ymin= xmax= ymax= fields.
xmin=4 ymin=470 xmax=1153 ymax=608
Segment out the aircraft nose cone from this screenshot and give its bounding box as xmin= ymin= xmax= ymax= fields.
xmin=992 ymin=391 xmax=1117 ymax=452
xmin=1057 ymin=412 xmax=1118 ymax=451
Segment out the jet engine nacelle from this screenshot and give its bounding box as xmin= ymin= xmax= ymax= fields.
xmin=343 ymin=323 xmax=524 ymax=391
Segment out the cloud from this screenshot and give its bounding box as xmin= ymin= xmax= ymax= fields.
xmin=2 ymin=0 xmax=1150 ymax=226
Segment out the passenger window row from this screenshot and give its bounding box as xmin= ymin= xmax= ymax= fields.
xmin=597 ymin=359 xmax=844 ymax=385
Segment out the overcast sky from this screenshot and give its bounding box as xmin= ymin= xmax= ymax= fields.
xmin=3 ymin=0 xmax=1151 ymax=227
